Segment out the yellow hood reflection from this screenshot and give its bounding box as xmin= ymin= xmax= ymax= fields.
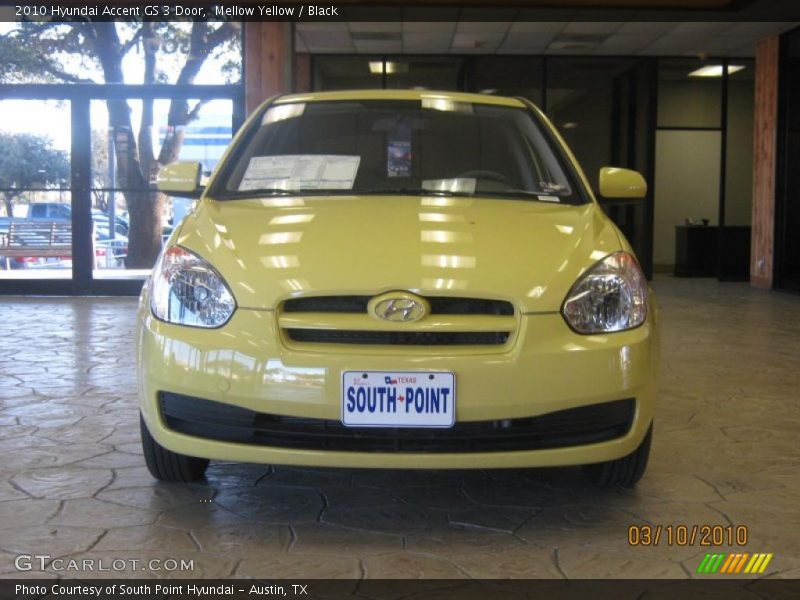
xmin=176 ymin=195 xmax=622 ymax=313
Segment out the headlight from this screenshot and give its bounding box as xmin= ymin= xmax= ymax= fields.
xmin=150 ymin=246 xmax=236 ymax=328
xmin=562 ymin=251 xmax=647 ymax=334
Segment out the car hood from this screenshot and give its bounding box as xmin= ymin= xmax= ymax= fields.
xmin=176 ymin=195 xmax=623 ymax=313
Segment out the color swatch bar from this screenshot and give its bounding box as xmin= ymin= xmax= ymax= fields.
xmin=697 ymin=553 xmax=773 ymax=574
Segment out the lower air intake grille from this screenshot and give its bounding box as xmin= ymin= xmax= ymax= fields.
xmin=159 ymin=392 xmax=635 ymax=453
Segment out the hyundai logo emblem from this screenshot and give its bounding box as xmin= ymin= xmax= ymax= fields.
xmin=369 ymin=293 xmax=428 ymax=323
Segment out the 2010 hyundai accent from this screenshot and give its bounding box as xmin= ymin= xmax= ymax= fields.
xmin=139 ymin=90 xmax=658 ymax=487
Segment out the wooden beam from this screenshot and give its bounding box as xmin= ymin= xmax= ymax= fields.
xmin=245 ymin=22 xmax=293 ymax=114
xmin=294 ymin=53 xmax=311 ymax=94
xmin=751 ymin=36 xmax=779 ymax=289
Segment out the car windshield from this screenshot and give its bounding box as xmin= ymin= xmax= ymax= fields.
xmin=212 ymin=98 xmax=586 ymax=204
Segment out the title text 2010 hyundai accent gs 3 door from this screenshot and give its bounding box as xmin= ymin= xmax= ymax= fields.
xmin=138 ymin=90 xmax=658 ymax=487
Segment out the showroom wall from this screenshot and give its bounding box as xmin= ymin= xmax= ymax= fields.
xmin=310 ymin=54 xmax=757 ymax=277
xmin=726 ymin=73 xmax=756 ymax=227
xmin=653 ymin=130 xmax=721 ymax=267
xmin=652 ymin=60 xmax=754 ymax=270
xmin=310 ymin=55 xmax=656 ymax=275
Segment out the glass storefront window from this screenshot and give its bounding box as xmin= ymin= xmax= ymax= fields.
xmin=0 ymin=22 xmax=242 ymax=86
xmin=0 ymin=19 xmax=243 ymax=292
xmin=90 ymin=98 xmax=234 ymax=280
xmin=0 ymin=99 xmax=72 ymax=280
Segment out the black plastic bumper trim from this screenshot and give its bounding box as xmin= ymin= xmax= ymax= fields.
xmin=158 ymin=392 xmax=635 ymax=454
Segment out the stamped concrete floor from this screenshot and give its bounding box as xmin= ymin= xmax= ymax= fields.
xmin=0 ymin=277 xmax=798 ymax=580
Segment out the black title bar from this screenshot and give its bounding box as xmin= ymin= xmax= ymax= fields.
xmin=1 ymin=1 xmax=800 ymax=22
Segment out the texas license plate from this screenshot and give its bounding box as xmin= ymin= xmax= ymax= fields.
xmin=341 ymin=371 xmax=455 ymax=428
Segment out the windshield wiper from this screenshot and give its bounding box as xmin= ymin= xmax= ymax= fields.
xmin=220 ymin=188 xmax=334 ymax=199
xmin=220 ymin=188 xmax=560 ymax=200
xmin=355 ymin=188 xmax=475 ymax=197
xmin=233 ymin=189 xmax=296 ymax=196
xmin=482 ymin=189 xmax=565 ymax=201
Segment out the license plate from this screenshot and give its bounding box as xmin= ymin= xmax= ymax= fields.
xmin=341 ymin=371 xmax=455 ymax=428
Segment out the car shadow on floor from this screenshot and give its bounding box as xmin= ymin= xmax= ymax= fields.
xmin=148 ymin=462 xmax=647 ymax=543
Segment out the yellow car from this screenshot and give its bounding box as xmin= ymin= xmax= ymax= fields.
xmin=139 ymin=90 xmax=658 ymax=487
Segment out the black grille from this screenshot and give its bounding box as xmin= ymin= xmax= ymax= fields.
xmin=159 ymin=392 xmax=635 ymax=454
xmin=283 ymin=295 xmax=514 ymax=316
xmin=283 ymin=296 xmax=368 ymax=313
xmin=286 ymin=329 xmax=509 ymax=346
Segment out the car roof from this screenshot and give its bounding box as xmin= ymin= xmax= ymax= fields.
xmin=273 ymin=89 xmax=528 ymax=108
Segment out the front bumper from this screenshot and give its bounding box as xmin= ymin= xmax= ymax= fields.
xmin=138 ymin=301 xmax=658 ymax=469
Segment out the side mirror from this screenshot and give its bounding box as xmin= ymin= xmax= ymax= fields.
xmin=598 ymin=167 xmax=647 ymax=200
xmin=157 ymin=162 xmax=204 ymax=199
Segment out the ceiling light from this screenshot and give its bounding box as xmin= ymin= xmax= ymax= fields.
xmin=422 ymin=98 xmax=457 ymax=112
xmin=688 ymin=65 xmax=745 ymax=78
xmin=368 ymin=61 xmax=406 ymax=75
xmin=421 ymin=97 xmax=473 ymax=114
xmin=561 ymin=122 xmax=579 ymax=129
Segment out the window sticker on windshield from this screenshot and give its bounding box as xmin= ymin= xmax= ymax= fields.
xmin=387 ymin=120 xmax=412 ymax=178
xmin=540 ymin=181 xmax=569 ymax=194
xmin=537 ymin=195 xmax=561 ymax=203
xmin=387 ymin=141 xmax=412 ymax=178
xmin=238 ymin=155 xmax=361 ymax=191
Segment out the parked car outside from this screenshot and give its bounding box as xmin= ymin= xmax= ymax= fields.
xmin=138 ymin=90 xmax=658 ymax=487
xmin=0 ymin=203 xmax=129 ymax=269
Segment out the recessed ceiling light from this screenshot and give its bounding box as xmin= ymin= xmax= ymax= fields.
xmin=688 ymin=65 xmax=746 ymax=78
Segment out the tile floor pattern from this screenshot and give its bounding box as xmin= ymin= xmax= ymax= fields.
xmin=0 ymin=277 xmax=798 ymax=580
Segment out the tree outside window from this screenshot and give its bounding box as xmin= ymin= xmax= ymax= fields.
xmin=0 ymin=21 xmax=241 ymax=268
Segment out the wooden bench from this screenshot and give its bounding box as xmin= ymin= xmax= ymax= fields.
xmin=0 ymin=221 xmax=72 ymax=268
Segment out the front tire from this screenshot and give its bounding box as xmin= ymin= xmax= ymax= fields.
xmin=583 ymin=424 xmax=652 ymax=488
xmin=140 ymin=414 xmax=209 ymax=482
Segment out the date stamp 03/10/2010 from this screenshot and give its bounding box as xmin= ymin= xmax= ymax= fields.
xmin=628 ymin=524 xmax=774 ymax=575
xmin=628 ymin=524 xmax=748 ymax=547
